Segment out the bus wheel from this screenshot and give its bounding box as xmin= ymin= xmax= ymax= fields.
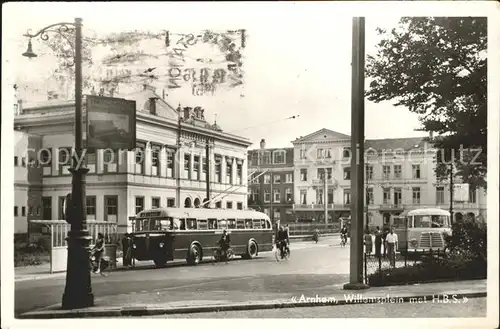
xmin=244 ymin=240 xmax=258 ymax=259
xmin=154 ymin=257 xmax=167 ymax=267
xmin=187 ymin=244 xmax=202 ymax=265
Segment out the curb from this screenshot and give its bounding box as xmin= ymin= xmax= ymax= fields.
xmin=18 ymin=291 xmax=486 ymax=318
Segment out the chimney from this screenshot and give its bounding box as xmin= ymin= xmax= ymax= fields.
xmin=260 ymin=139 xmax=266 ymax=149
xmin=149 ymin=98 xmax=157 ymax=115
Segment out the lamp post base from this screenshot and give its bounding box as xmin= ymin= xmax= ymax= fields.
xmin=343 ymin=282 xmax=370 ymax=290
xmin=62 ymin=229 xmax=94 ymax=309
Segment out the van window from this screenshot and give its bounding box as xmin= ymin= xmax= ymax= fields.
xmin=236 ymin=219 xmax=245 ymax=229
xmin=252 ymin=219 xmax=262 ymax=229
xmin=245 ymin=219 xmax=253 ymax=229
xmin=227 ymin=219 xmax=236 ymax=229
xmin=208 ymin=218 xmax=218 ymax=229
xmin=198 ymin=219 xmax=208 ymax=230
xmin=187 ymin=218 xmax=197 ymax=230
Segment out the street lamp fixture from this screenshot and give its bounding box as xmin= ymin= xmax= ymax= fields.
xmin=22 ymin=18 xmax=94 ymax=310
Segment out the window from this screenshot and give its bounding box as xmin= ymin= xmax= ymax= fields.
xmin=136 ymin=142 xmax=145 ymax=165
xmin=343 ymin=190 xmax=351 ymax=205
xmin=29 ymin=206 xmax=33 ymax=216
xmin=226 ymin=201 xmax=233 ymax=209
xmin=394 ymin=165 xmax=402 ymax=179
xmin=300 ymin=148 xmax=306 ymax=159
xmin=273 ymin=174 xmax=281 ymax=184
xmin=22 ymin=157 xmax=26 ymax=167
xmin=264 ymin=189 xmax=271 ymax=202
xmin=286 ymin=188 xmax=293 ymax=203
xmin=366 ymin=165 xmax=373 ymax=180
xmin=42 ymin=197 xmax=52 ymax=221
xmin=300 ymin=169 xmax=308 ymax=181
xmin=383 ymin=188 xmax=391 ymax=204
xmin=14 ymin=206 xmax=18 ymax=217
xmin=167 ymin=149 xmax=174 ymax=177
xmin=167 ymin=198 xmax=175 ymax=207
xmin=366 ymin=187 xmax=374 ymax=205
xmin=394 ymin=188 xmax=402 ymax=205
xmin=215 ymin=201 xmax=222 ymax=209
xmin=237 ymin=202 xmax=243 ymax=210
xmin=264 ymin=174 xmax=271 ymax=184
xmin=300 ymin=189 xmax=307 ymax=204
xmin=436 ymin=187 xmax=445 ymax=204
xmin=326 ymin=168 xmax=332 ymax=179
xmin=22 ymin=206 xmax=26 ymax=216
xmin=469 ymin=187 xmax=477 ymax=203
xmin=316 ymin=188 xmax=324 ymax=204
xmin=236 ymin=219 xmax=245 ymax=229
xmin=328 ymin=189 xmax=334 ymax=204
xmin=325 ymin=148 xmax=332 ymax=158
xmin=193 ymin=155 xmax=200 ymax=180
xmin=251 ymin=152 xmax=259 ymax=166
xmin=226 ymin=160 xmax=232 ymax=184
xmin=14 ymin=156 xmax=18 ymax=166
xmin=317 ymin=168 xmax=325 ymax=180
xmin=104 ymin=196 xmax=118 ymax=218
xmin=382 ymin=165 xmax=391 ymax=180
xmin=59 ymin=196 xmax=66 ymax=220
xmin=215 ymin=155 xmax=222 ymax=183
xmin=317 ymin=148 xmax=324 ymax=159
xmin=252 ymin=188 xmax=260 ymax=203
xmin=262 ymin=151 xmax=271 ymax=164
xmin=343 ymin=167 xmax=351 ymax=180
xmin=237 ymin=163 xmax=242 ymax=185
xmin=152 ymin=146 xmax=160 ymax=168
xmin=273 ymin=150 xmax=285 ymax=164
xmin=342 ymin=147 xmax=350 ymax=158
xmin=412 ymin=165 xmax=421 ymax=179
xmin=184 ymin=154 xmax=191 ymax=179
xmin=152 ymin=197 xmax=161 ymax=209
xmin=202 ymin=157 xmax=208 ymax=177
xmin=285 ymin=173 xmax=293 ymax=183
xmin=274 ymin=208 xmax=281 ymax=220
xmin=135 ymin=196 xmax=144 ymax=214
xmin=412 ymin=187 xmax=421 ymax=204
xmin=86 ymin=196 xmax=96 ymax=216
xmin=273 ymin=188 xmax=280 ymax=203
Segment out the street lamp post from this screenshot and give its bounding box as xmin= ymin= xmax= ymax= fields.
xmin=22 ymin=18 xmax=94 ymax=309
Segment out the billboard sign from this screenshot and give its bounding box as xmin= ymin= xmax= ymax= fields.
xmin=453 ymin=183 xmax=470 ymax=202
xmin=86 ymin=95 xmax=136 ymax=150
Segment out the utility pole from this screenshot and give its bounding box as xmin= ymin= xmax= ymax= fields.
xmin=324 ymin=175 xmax=328 ymax=224
xmin=344 ymin=17 xmax=369 ymax=290
xmin=449 ymin=163 xmax=454 ymax=224
xmin=205 ymin=136 xmax=211 ymax=207
xmin=270 ymin=168 xmax=274 ymax=222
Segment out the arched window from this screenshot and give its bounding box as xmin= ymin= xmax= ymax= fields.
xmin=184 ymin=197 xmax=192 ymax=208
xmin=194 ymin=198 xmax=201 ymax=208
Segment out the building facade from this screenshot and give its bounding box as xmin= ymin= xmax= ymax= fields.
xmin=291 ymin=128 xmax=487 ymax=227
xmin=14 ymin=84 xmax=251 ymax=235
xmin=247 ymin=139 xmax=294 ymax=223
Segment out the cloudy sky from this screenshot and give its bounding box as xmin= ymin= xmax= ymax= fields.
xmin=3 ymin=2 xmax=490 ymax=149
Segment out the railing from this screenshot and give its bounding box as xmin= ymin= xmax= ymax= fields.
xmin=287 ymin=223 xmax=340 ymax=236
xmin=293 ymin=204 xmax=349 ymax=210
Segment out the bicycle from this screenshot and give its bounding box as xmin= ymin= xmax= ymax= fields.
xmin=275 ymin=241 xmax=290 ymax=262
xmin=213 ymin=246 xmax=234 ymax=264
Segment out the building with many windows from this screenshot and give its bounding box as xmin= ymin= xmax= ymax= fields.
xmin=13 ymin=84 xmax=251 ymax=235
xmin=291 ymin=128 xmax=487 ymax=227
xmin=247 ymin=139 xmax=294 ymax=222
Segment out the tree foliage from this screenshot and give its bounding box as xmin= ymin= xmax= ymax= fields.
xmin=366 ymin=17 xmax=487 ymax=189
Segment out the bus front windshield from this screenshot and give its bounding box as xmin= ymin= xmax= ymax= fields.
xmin=413 ymin=215 xmax=450 ymax=228
xmin=136 ymin=217 xmax=175 ymax=231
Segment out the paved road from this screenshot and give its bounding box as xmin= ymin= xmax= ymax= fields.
xmin=149 ymin=297 xmax=487 ymax=318
xmin=15 ymin=237 xmax=349 ymax=316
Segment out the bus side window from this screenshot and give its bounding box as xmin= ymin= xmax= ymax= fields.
xmin=236 ymin=219 xmax=245 ymax=229
xmin=261 ymin=219 xmax=266 ymax=228
xmin=208 ymin=218 xmax=217 ymax=229
xmin=180 ymin=219 xmax=186 ymax=230
xmin=266 ymin=220 xmax=271 ymax=229
xmin=198 ymin=219 xmax=208 ymax=230
xmin=218 ymin=219 xmax=228 ymax=230
xmin=245 ymin=219 xmax=253 ymax=229
xmin=252 ymin=219 xmax=261 ymax=229
xmin=227 ymin=219 xmax=236 ymax=229
xmin=187 ymin=218 xmax=197 ymax=230
xmin=135 ymin=220 xmax=142 ymax=232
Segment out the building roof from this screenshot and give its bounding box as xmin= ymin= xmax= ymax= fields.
xmin=292 ymin=128 xmax=351 ymax=144
xmin=365 ymin=137 xmax=428 ymax=152
xmin=248 ymin=147 xmax=294 ymax=153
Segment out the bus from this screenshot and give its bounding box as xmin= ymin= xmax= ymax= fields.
xmin=129 ymin=208 xmax=273 ymax=267
xmin=392 ymin=208 xmax=452 ymax=255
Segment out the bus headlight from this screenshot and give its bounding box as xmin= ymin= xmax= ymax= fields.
xmin=409 ymin=239 xmax=418 ymax=248
xmin=132 ymin=244 xmax=137 ymax=249
xmin=159 ymin=242 xmax=164 ymax=248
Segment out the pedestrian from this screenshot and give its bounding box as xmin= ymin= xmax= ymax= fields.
xmin=374 ymin=226 xmax=382 ymax=258
xmin=386 ymin=227 xmax=398 ymax=267
xmin=364 ymin=229 xmax=373 ymax=255
xmin=382 ymin=226 xmax=389 ymax=257
xmin=122 ymin=233 xmax=132 ymax=267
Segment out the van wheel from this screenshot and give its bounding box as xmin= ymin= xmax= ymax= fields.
xmin=187 ymin=244 xmax=202 ymax=265
xmin=244 ymin=240 xmax=258 ymax=259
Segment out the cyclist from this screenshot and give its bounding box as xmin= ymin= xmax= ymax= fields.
xmin=91 ymin=233 xmax=105 ymax=273
xmin=276 ymin=225 xmax=289 ymax=258
xmin=340 ymin=225 xmax=348 ymax=245
xmin=218 ymin=229 xmax=231 ymax=259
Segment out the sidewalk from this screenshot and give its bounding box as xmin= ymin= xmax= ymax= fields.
xmin=19 ymin=279 xmax=486 ymax=318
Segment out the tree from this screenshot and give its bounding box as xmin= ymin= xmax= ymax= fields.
xmin=366 ymin=17 xmax=487 ymax=189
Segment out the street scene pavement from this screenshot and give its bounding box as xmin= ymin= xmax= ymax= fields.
xmin=15 ymin=235 xmax=487 ymax=318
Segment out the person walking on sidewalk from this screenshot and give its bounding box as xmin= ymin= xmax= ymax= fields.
xmin=386 ymin=227 xmax=398 ymax=267
xmin=364 ymin=229 xmax=373 ymax=255
xmin=374 ymin=226 xmax=382 ymax=258
xmin=122 ymin=233 xmax=132 ymax=267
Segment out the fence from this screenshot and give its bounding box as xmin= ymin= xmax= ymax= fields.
xmin=287 ymin=223 xmax=340 ymax=236
xmin=363 ymin=248 xmax=447 ymax=284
